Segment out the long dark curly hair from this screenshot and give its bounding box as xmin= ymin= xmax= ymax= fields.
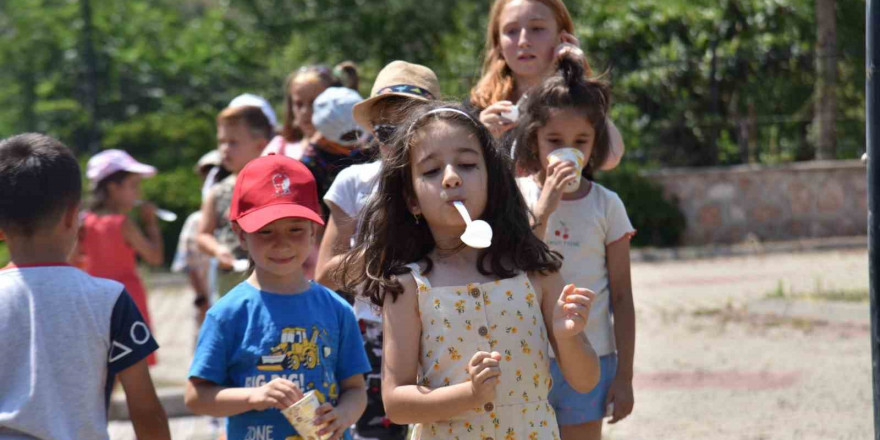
xmin=513 ymin=55 xmax=612 ymax=179
xmin=336 ymin=101 xmax=562 ymax=307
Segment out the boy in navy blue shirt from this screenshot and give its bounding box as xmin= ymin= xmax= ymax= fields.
xmin=186 ymin=154 xmax=370 ymax=440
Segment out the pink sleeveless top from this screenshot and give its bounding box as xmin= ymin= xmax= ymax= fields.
xmin=79 ymin=212 xmax=155 ymax=365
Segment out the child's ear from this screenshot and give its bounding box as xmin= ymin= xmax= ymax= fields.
xmin=63 ymin=202 xmax=81 ymax=230
xmin=405 ymin=194 xmax=422 ymax=216
xmin=232 ymin=222 xmax=248 ymax=251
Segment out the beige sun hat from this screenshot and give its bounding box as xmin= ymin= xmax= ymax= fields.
xmin=352 ymin=60 xmax=441 ymax=130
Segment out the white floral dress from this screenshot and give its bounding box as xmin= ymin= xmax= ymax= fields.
xmin=406 ymin=263 xmax=560 ymax=440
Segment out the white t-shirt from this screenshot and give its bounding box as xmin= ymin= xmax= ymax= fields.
xmin=517 ymin=177 xmax=635 ymax=356
xmin=0 ymin=265 xmax=158 ymax=439
xmin=323 ymin=161 xmax=382 ymax=322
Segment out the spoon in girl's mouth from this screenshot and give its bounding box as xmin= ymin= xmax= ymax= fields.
xmin=453 ymin=201 xmax=492 ymax=249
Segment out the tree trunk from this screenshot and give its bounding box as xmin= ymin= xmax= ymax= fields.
xmin=813 ymin=0 xmax=837 ymax=160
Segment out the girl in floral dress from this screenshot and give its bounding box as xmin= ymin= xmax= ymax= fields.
xmin=339 ymin=102 xmax=600 ymax=439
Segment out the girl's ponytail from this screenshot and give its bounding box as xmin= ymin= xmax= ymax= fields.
xmin=557 ymin=53 xmax=586 ymax=91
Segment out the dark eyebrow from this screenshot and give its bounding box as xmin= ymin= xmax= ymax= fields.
xmin=458 ymin=147 xmax=481 ymax=156
xmin=415 ymin=152 xmax=438 ymax=167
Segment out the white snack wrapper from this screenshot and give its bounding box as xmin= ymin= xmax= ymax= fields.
xmin=281 ymin=391 xmax=329 ymax=440
xmin=547 ymin=148 xmax=585 ymax=193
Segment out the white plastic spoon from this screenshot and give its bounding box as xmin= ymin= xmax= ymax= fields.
xmin=453 ymin=201 xmax=492 ymax=249
xmin=135 ymin=200 xmax=177 ymax=222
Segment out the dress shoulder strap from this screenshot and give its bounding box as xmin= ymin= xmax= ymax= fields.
xmin=404 ymin=263 xmax=432 ymax=292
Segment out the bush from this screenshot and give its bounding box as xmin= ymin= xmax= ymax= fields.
xmin=0 ymin=242 xmax=8 ymax=267
xmin=595 ymin=165 xmax=686 ymax=247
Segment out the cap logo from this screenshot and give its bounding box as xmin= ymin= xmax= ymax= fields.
xmin=272 ymin=173 xmax=291 ymax=196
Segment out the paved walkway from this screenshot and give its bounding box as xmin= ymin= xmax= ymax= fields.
xmin=109 ymin=248 xmax=872 ymax=439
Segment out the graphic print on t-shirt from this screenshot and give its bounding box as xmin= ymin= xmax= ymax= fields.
xmin=250 ymin=325 xmax=338 ymax=404
xmin=549 ymin=220 xmax=580 ymax=248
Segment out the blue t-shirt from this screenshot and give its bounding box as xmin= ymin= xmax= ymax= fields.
xmin=188 ymin=280 xmax=370 ymax=440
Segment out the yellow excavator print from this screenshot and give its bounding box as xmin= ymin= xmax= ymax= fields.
xmin=257 ymin=326 xmax=321 ymax=371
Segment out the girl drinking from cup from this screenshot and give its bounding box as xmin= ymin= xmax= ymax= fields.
xmin=513 ymin=55 xmax=636 ymax=439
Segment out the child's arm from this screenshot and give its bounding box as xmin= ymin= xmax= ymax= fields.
xmin=121 ymin=203 xmax=163 ymax=265
xmin=315 ymin=202 xmax=356 ymax=290
xmin=530 ymin=160 xmax=579 ymax=240
xmin=185 ymin=377 xmax=303 ymax=417
xmin=117 ymin=359 xmax=171 ymax=440
xmin=536 ymin=271 xmax=600 ymax=393
xmin=195 ymin=191 xmax=234 ymax=270
xmin=381 ymin=276 xmax=497 ymax=424
xmin=314 ymin=374 xmax=367 ymax=439
xmin=606 ymin=237 xmax=635 ymax=423
xmin=600 ymin=119 xmax=625 ymax=171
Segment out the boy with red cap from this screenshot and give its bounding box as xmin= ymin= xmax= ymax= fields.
xmin=185 ymin=154 xmax=370 ymax=440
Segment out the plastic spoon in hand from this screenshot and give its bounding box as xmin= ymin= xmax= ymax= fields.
xmin=135 ymin=200 xmax=178 ymax=222
xmin=453 ymin=201 xmax=492 ymax=249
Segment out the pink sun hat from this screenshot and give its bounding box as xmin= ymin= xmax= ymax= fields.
xmin=86 ymin=149 xmax=157 ymax=185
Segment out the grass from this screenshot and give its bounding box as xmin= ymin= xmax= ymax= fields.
xmin=767 ymin=279 xmax=868 ymax=303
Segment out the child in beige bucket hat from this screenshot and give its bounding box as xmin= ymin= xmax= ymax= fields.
xmin=320 ymin=60 xmax=441 ymax=440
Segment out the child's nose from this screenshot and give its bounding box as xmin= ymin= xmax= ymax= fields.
xmin=518 ymin=28 xmax=531 ymax=48
xmin=441 ymin=165 xmax=462 ymax=188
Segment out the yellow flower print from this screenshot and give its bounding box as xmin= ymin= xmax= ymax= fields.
xmin=529 ymin=432 xmax=539 ymax=440
xmin=419 ymin=376 xmax=430 ymax=386
xmin=528 ymin=330 xmax=533 ymax=337
xmin=484 ymin=295 xmax=492 ymax=306
xmin=504 ymin=349 xmax=512 ymax=362
xmin=432 ymin=360 xmax=440 ymax=371
xmin=540 ymin=420 xmax=549 ymax=427
xmin=525 ymin=281 xmax=532 ymax=289
xmin=433 ymin=299 xmax=441 ymax=309
xmin=501 ymin=310 xmax=507 ymax=316
xmin=505 ymin=427 xmax=516 ymax=440
xmin=443 ymin=377 xmax=451 ymax=386
xmin=522 ymin=391 xmax=530 ymax=402
xmin=455 ymin=300 xmax=466 ymax=314
xmin=491 ymin=412 xmax=499 ymax=428
xmin=532 ymin=315 xmax=538 ymax=325
xmin=457 ymin=337 xmax=464 ymax=343
xmin=521 ymin=407 xmax=528 ymax=415
xmin=465 ymin=320 xmax=472 ymax=331
xmin=443 ymin=318 xmax=451 ymax=328
xmin=525 ymin=292 xmax=535 ymax=308
xmin=426 ymin=350 xmax=434 ymax=358
xmin=538 ymin=350 xmax=544 ymax=361
xmin=448 ymin=346 xmax=462 ymax=361
xmin=515 ymin=369 xmax=522 ymax=381
xmin=533 ymin=373 xmax=540 ymax=388
xmin=464 ymin=422 xmax=473 ymax=432
xmin=509 ymin=390 xmax=514 ymax=397
xmin=456 ymin=289 xmax=463 ymax=296
xmin=475 ymin=302 xmax=482 ymax=311
xmin=505 ymin=326 xmax=518 ymax=334
xmin=506 ymin=290 xmax=514 ymax=301
xmin=419 ymin=283 xmax=428 ymax=293
xmin=489 ymin=339 xmax=499 ymax=349
xmin=516 ymin=310 xmax=524 ymax=321
xmin=435 ymin=335 xmax=444 ymax=343
xmin=521 ymin=340 xmax=531 ymax=354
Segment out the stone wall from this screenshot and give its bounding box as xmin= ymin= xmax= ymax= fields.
xmin=642 ymin=160 xmax=867 ymax=245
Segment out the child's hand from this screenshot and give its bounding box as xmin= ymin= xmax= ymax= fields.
xmin=314 ymin=402 xmax=348 ymax=440
xmin=216 ymin=246 xmax=235 ymax=270
xmin=535 ymin=159 xmax=579 ymax=219
xmin=552 ymin=284 xmax=594 ymax=339
xmin=247 ymin=378 xmax=303 ymax=411
xmin=606 ymin=376 xmax=634 ymax=424
xmin=555 ymin=31 xmax=586 ymax=64
xmin=467 ymin=351 xmax=502 ymax=405
xmin=138 ymin=201 xmax=158 ymax=224
xmin=479 ymin=101 xmax=518 ymax=138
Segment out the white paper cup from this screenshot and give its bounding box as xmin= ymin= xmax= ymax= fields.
xmin=281 ymin=391 xmax=329 ymax=440
xmin=547 ymin=148 xmax=585 ymax=193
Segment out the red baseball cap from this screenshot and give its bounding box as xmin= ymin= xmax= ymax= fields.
xmin=229 ymin=154 xmax=324 ymax=233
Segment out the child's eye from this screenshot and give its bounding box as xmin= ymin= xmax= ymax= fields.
xmin=258 ymin=230 xmax=272 ymax=235
xmin=459 ymin=163 xmax=478 ymax=170
xmin=289 ymin=228 xmax=303 ymax=233
xmin=530 ymin=26 xmax=545 ymax=32
xmin=423 ymin=168 xmax=440 ymax=177
xmin=504 ymin=27 xmax=518 ymax=36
